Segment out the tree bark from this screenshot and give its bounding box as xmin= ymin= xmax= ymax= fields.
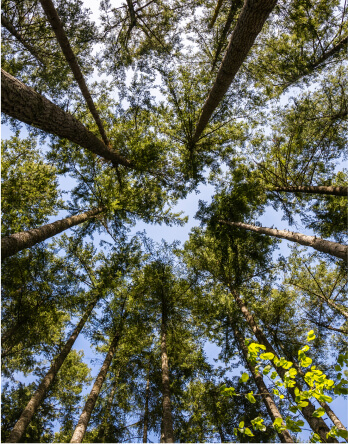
xmin=274 ymin=185 xmax=348 ymax=197
xmin=193 ymin=0 xmax=277 ymax=143
xmin=219 ymin=220 xmax=348 ymax=261
xmin=161 ymin=301 xmax=174 ymax=443
xmin=231 ymin=289 xmax=336 ymax=443
xmin=1 ymin=69 xmax=133 ymax=168
xmin=2 ymin=207 xmax=104 ymax=259
xmin=211 ymin=0 xmax=244 ymax=71
xmin=5 ymin=296 xmax=99 ymax=443
xmin=1 ymin=14 xmax=45 ymax=65
xmin=233 ymin=325 xmax=294 ymax=443
xmin=70 ymin=331 xmax=122 ymax=443
xmin=39 ymin=0 xmax=110 ymax=147
xmin=143 ymin=373 xmax=150 ymax=443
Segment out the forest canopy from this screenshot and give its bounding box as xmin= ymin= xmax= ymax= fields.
xmin=1 ymin=0 xmax=347 ymax=442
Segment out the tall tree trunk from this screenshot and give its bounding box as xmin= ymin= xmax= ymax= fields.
xmin=70 ymin=330 xmax=122 ymax=443
xmin=232 ymin=325 xmax=294 ymax=443
xmin=193 ymin=0 xmax=277 ymax=143
xmin=1 ymin=69 xmax=133 ymax=168
xmin=1 ymin=14 xmax=45 ymax=65
xmin=211 ymin=0 xmax=244 ymax=71
xmin=271 ymin=335 xmax=348 ymax=442
xmin=39 ymin=0 xmax=110 ymax=147
xmin=143 ymin=372 xmax=150 ymax=443
xmin=219 ymin=220 xmax=348 ymax=261
xmin=97 ymin=370 xmax=120 ymax=442
xmin=231 ymin=289 xmax=336 ymax=443
xmin=5 ymin=296 xmax=99 ymax=443
xmin=2 ymin=207 xmax=104 ymax=259
xmin=126 ymin=0 xmax=137 ymax=27
xmin=274 ymin=185 xmax=348 ymax=197
xmin=161 ymin=301 xmax=174 ymax=443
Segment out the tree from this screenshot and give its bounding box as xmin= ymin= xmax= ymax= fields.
xmin=2 ymin=0 xmax=347 ymax=441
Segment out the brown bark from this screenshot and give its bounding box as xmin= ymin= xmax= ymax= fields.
xmin=161 ymin=302 xmax=174 ymax=443
xmin=126 ymin=0 xmax=137 ymax=27
xmin=193 ymin=0 xmax=277 ymax=143
xmin=233 ymin=325 xmax=293 ymax=443
xmin=208 ymin=0 xmax=224 ymax=29
xmin=274 ymin=185 xmax=348 ymax=197
xmin=2 ymin=207 xmax=104 ymax=259
xmin=1 ymin=69 xmax=133 ymax=168
xmin=231 ymin=289 xmax=336 ymax=443
xmin=211 ymin=0 xmax=244 ymax=71
xmin=5 ymin=296 xmax=99 ymax=443
xmin=70 ymin=331 xmax=122 ymax=443
xmin=143 ymin=373 xmax=150 ymax=443
xmin=219 ymin=220 xmax=348 ymax=261
xmin=1 ymin=14 xmax=45 ymax=65
xmin=39 ymin=0 xmax=110 ymax=147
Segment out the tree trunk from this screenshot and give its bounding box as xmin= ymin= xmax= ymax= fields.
xmin=2 ymin=207 xmax=104 ymax=259
xmin=161 ymin=302 xmax=174 ymax=443
xmin=143 ymin=373 xmax=150 ymax=443
xmin=97 ymin=371 xmax=120 ymax=442
xmin=126 ymin=0 xmax=137 ymax=27
xmin=1 ymin=14 xmax=45 ymax=65
xmin=1 ymin=69 xmax=132 ymax=168
xmin=193 ymin=0 xmax=277 ymax=143
xmin=211 ymin=0 xmax=244 ymax=71
xmin=231 ymin=289 xmax=336 ymax=443
xmin=274 ymin=185 xmax=348 ymax=197
xmin=39 ymin=0 xmax=110 ymax=147
xmin=219 ymin=220 xmax=348 ymax=261
xmin=233 ymin=325 xmax=294 ymax=443
xmin=5 ymin=296 xmax=99 ymax=443
xmin=70 ymin=331 xmax=122 ymax=443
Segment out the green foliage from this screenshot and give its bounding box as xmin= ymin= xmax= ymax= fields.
xmin=1 ymin=135 xmax=62 ymax=235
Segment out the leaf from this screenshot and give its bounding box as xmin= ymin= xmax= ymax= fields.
xmin=245 ymin=392 xmax=256 ymax=403
xmin=263 ymin=365 xmax=272 ymax=375
xmin=307 ymin=330 xmax=316 ymax=341
xmin=282 ymin=361 xmax=293 ymax=369
xmin=273 ymin=418 xmax=283 ymax=427
xmin=240 ymin=373 xmax=249 ymax=383
xmin=312 ymin=407 xmax=325 ymax=418
xmin=298 ymin=401 xmax=309 ymax=408
xmin=260 ymin=352 xmax=275 ymax=360
xmin=244 ymin=427 xmax=254 ymax=437
xmin=300 ymin=356 xmax=313 ymax=368
xmin=310 ymin=433 xmax=322 ymax=443
xmin=337 ymin=430 xmax=348 ymax=439
xmin=239 ymin=421 xmax=245 ymax=429
xmin=271 ymin=371 xmax=277 ymax=380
